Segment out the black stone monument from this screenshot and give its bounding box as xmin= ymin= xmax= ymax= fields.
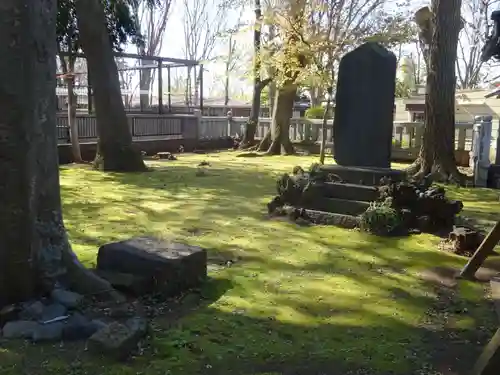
xmin=333 ymin=42 xmax=397 ymax=168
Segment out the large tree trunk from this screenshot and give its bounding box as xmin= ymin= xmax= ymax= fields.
xmin=0 ymin=0 xmax=116 ymax=308
xmin=74 ymin=0 xmax=147 ymax=172
xmin=408 ymin=0 xmax=463 ymax=182
xmin=265 ymin=84 xmax=296 ymax=155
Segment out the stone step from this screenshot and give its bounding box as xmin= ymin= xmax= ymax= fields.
xmin=280 ymin=205 xmax=359 ymax=229
xmin=304 ymin=197 xmax=370 ymax=217
xmin=319 ymin=164 xmax=406 ymax=186
xmin=311 ymin=182 xmax=379 ymax=202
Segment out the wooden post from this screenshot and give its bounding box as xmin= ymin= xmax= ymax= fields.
xmin=158 ymin=58 xmax=163 ymax=114
xmin=471 ymin=328 xmax=500 ymax=375
xmin=459 ymin=221 xmax=500 ymax=279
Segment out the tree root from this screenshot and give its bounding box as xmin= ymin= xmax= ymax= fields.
xmin=257 ymin=130 xmax=271 ymax=151
xmin=405 ymin=158 xmax=466 ymax=186
xmin=238 ymin=141 xmax=255 ymax=150
xmin=37 ymin=214 xmax=123 ymax=303
xmin=93 ymin=143 xmax=148 ymax=173
xmin=263 ymin=139 xmax=295 ymax=156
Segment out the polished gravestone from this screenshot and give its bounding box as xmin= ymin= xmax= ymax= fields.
xmin=333 ymin=42 xmax=397 ymax=168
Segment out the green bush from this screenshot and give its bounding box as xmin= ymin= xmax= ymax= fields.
xmin=360 ymin=198 xmax=401 ymax=235
xmin=305 ymin=106 xmax=327 ymax=119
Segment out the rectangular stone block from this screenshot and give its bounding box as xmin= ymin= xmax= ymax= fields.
xmin=320 ymin=165 xmax=405 ymax=186
xmin=333 ymin=42 xmax=397 ymax=168
xmin=305 ymin=197 xmax=370 ymax=216
xmin=97 ymin=237 xmax=207 ymax=297
xmin=314 ymin=182 xmax=379 ymax=202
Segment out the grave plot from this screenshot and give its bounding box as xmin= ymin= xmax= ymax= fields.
xmin=267 ymin=164 xmax=464 ymax=236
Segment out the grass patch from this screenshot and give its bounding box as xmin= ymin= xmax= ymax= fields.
xmin=1 ymin=152 xmax=499 ymax=375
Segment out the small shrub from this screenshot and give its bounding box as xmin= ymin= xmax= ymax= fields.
xmin=360 ymin=198 xmax=401 ymax=235
xmin=305 ymin=106 xmax=327 ymax=119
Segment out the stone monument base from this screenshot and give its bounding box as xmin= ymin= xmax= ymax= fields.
xmin=487 ymin=165 xmax=500 ymax=189
xmin=319 ymin=165 xmax=406 ymax=186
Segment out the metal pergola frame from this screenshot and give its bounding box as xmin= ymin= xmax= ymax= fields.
xmin=58 ymin=51 xmax=204 ymax=114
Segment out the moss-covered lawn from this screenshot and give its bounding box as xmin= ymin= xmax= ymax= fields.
xmin=1 ymin=152 xmax=499 ymax=375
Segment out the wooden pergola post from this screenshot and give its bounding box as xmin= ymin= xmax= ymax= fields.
xmin=459 ymin=221 xmax=500 ymax=279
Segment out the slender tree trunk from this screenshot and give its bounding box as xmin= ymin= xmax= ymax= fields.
xmin=240 ymin=0 xmax=270 ymax=149
xmin=74 ymin=0 xmax=147 ymax=172
xmin=0 ymin=0 xmax=116 ymax=308
xmin=319 ymin=91 xmax=333 ymax=164
xmin=139 ymin=49 xmax=153 ymax=110
xmin=265 ymin=84 xmax=296 ymax=155
xmin=408 ymin=0 xmax=464 ymax=182
xmin=66 ymin=75 xmax=84 ymax=163
xmin=59 ymin=53 xmax=84 ymax=163
xmin=242 ymin=78 xmax=272 ymax=149
xmin=66 ymin=57 xmax=84 ymax=163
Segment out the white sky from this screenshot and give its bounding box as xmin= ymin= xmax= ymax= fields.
xmin=119 ymin=0 xmax=500 ymax=102
xmin=124 ymin=0 xmax=254 ymax=99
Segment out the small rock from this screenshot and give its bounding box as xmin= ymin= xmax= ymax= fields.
xmin=62 ymin=313 xmax=100 ymax=341
xmin=108 ymin=304 xmax=135 ymax=319
xmin=51 ymin=289 xmax=83 ymax=308
xmin=2 ymin=320 xmax=39 ymax=339
xmin=88 ymin=319 xmax=148 ymax=360
xmin=91 ymin=319 xmax=108 ymax=331
xmin=32 ymin=322 xmax=64 ymax=342
xmin=125 ymin=317 xmax=149 ymax=337
xmin=40 ymin=303 xmax=67 ymax=323
xmin=19 ymin=300 xmax=44 ymax=320
xmin=0 ymin=305 xmax=18 ymax=326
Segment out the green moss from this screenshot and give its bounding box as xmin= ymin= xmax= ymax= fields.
xmin=1 ymin=152 xmax=498 ymax=374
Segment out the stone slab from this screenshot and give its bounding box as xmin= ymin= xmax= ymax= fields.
xmin=295 ymin=208 xmax=359 ymax=228
xmin=88 ymin=317 xmax=148 ymax=360
xmin=97 ymin=237 xmax=207 ymax=297
xmin=487 ymin=164 xmax=500 ymax=189
xmin=333 ymin=42 xmax=397 ymax=168
xmin=304 ymin=197 xmax=370 ymax=216
xmin=320 ymin=165 xmax=406 ymax=186
xmin=312 ymin=182 xmax=379 ymax=202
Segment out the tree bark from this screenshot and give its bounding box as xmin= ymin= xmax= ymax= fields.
xmin=60 ymin=54 xmax=84 ymax=163
xmin=265 ymin=84 xmax=296 ymax=155
xmin=241 ymin=78 xmax=272 ymax=149
xmin=74 ymin=0 xmax=147 ymax=172
xmin=240 ymin=0 xmax=271 ymax=149
xmin=0 ymin=0 xmax=116 ymax=308
xmin=66 ymin=74 xmax=84 ymax=163
xmin=319 ymin=90 xmax=333 ymax=164
xmin=407 ymin=0 xmax=464 ymax=183
xmin=139 ymin=47 xmax=153 ymax=110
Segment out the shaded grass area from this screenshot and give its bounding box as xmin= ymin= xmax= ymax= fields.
xmin=1 ymin=152 xmax=499 ymax=375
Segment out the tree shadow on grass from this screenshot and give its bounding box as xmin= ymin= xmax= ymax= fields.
xmin=46 ymin=161 xmax=500 ymax=374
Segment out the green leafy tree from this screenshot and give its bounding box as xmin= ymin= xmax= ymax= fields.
xmin=255 ymin=0 xmax=415 ymax=155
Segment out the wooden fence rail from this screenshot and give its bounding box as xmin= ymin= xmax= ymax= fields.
xmin=56 ymin=113 xmax=486 ymax=165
